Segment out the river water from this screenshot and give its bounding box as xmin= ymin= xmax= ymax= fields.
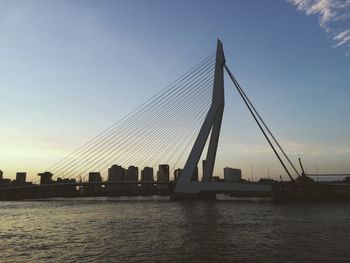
xmin=1 ymin=196 xmax=350 ymax=262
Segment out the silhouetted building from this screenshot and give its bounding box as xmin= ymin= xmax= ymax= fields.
xmin=127 ymin=166 xmax=138 ymax=181
xmin=0 ymin=170 xmax=10 ymax=188
xmin=88 ymin=172 xmax=102 ymax=182
xmin=141 ymin=167 xmax=154 ymax=192
xmin=157 ymin=164 xmax=169 ymax=182
xmin=157 ymin=164 xmax=169 ymax=192
xmin=15 ymin=172 xmax=26 ymax=185
xmin=172 ymin=167 xmax=196 ymax=181
xmin=0 ymin=178 xmax=11 ymax=188
xmin=224 ymin=167 xmax=241 ymax=182
xmin=141 ymin=167 xmax=154 ymax=181
xmin=126 ymin=166 xmax=138 ymax=193
xmin=38 ymin=172 xmax=53 ymax=185
xmin=108 ymin=165 xmax=126 ymax=181
xmin=107 ymin=164 xmax=126 ymax=193
xmin=174 ymin=168 xmax=183 ymax=181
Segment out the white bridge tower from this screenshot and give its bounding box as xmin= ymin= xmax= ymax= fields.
xmin=173 ymin=40 xmax=270 ymax=199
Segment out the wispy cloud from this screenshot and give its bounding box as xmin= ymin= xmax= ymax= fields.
xmin=333 ymin=29 xmax=350 ymax=47
xmin=287 ymin=0 xmax=350 ymax=54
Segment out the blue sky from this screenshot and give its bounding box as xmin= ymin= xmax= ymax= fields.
xmin=0 ymin=0 xmax=349 ymax=180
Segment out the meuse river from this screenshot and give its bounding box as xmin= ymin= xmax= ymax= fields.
xmin=1 ymin=196 xmax=350 ymax=262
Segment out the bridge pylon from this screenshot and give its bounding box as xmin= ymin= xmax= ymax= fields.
xmin=172 ymin=40 xmax=271 ymax=200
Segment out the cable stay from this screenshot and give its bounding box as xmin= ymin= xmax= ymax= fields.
xmin=34 ymin=41 xmax=299 ymax=185
xmin=224 ymin=64 xmax=298 ymax=181
xmin=30 ymin=52 xmax=216 ymax=182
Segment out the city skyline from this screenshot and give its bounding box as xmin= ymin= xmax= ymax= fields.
xmin=1 ymin=0 xmax=350 ymax=180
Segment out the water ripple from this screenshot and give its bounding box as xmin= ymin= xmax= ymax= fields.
xmin=1 ymin=197 xmax=350 ymax=262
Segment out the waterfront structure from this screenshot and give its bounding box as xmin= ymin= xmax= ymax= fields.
xmin=141 ymin=167 xmax=154 ymax=181
xmin=157 ymin=164 xmax=169 ymax=192
xmin=126 ymin=166 xmax=138 ymax=193
xmin=0 ymin=40 xmax=286 ymax=199
xmin=174 ymin=168 xmax=183 ymax=181
xmin=38 ymin=172 xmax=53 ymax=185
xmin=127 ymin=166 xmax=139 ymax=181
xmin=173 ymin=40 xmax=272 ymax=198
xmin=224 ymin=167 xmax=242 ymax=182
xmin=88 ymin=172 xmax=102 ymax=182
xmin=157 ymin=164 xmax=169 ymax=182
xmin=141 ymin=167 xmax=154 ymax=192
xmin=107 ymin=164 xmax=126 ymax=193
xmin=0 ymin=178 xmax=11 ymax=188
xmin=0 ymin=171 xmax=13 ymax=188
xmin=173 ymin=40 xmax=226 ymax=196
xmin=15 ymin=172 xmax=26 ymax=185
xmin=108 ymin=165 xmax=126 ymax=181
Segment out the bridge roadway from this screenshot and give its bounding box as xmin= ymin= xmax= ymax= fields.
xmin=0 ymin=181 xmax=272 ymax=200
xmin=0 ymin=181 xmax=271 ymax=190
xmin=0 ymin=181 xmax=171 ymax=191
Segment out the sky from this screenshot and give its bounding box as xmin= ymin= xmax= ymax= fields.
xmin=0 ymin=0 xmax=349 ymax=180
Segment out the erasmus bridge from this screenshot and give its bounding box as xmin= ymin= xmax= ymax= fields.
xmin=1 ymin=40 xmax=304 ymax=200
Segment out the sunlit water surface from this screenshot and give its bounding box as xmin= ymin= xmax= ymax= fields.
xmin=1 ymin=196 xmax=350 ymax=262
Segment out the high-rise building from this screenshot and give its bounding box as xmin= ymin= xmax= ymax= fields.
xmin=174 ymin=168 xmax=183 ymax=181
xmin=16 ymin=172 xmax=26 ymax=185
xmin=157 ymin=164 xmax=169 ymax=192
xmin=126 ymin=166 xmax=138 ymax=193
xmin=223 ymin=167 xmax=242 ymax=182
xmin=107 ymin=164 xmax=126 ymax=193
xmin=141 ymin=167 xmax=154 ymax=181
xmin=175 ymin=166 xmax=198 ymax=181
xmin=157 ymin=164 xmax=169 ymax=182
xmin=108 ymin=165 xmax=126 ymax=181
xmin=141 ymin=167 xmax=154 ymax=192
xmin=38 ymin=172 xmax=53 ymax=185
xmin=127 ymin=166 xmax=139 ymax=181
